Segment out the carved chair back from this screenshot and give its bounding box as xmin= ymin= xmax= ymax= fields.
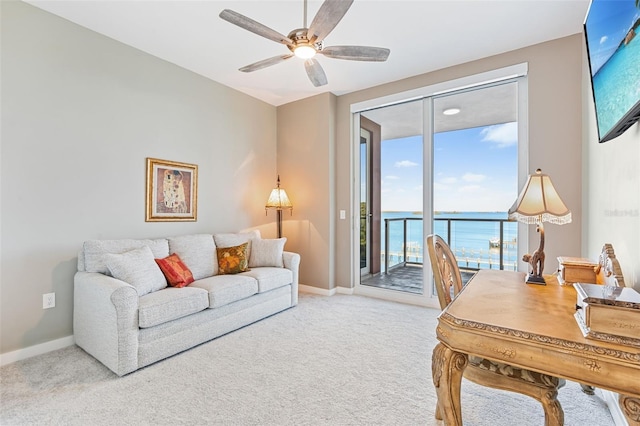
xmin=427 ymin=234 xmax=464 ymax=310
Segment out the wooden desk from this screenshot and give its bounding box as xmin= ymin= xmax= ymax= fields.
xmin=432 ymin=269 xmax=640 ymax=425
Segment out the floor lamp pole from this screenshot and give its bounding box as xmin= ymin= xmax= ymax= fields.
xmin=276 ymin=209 xmax=283 ymax=239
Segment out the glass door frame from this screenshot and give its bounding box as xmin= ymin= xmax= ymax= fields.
xmin=360 ymin=127 xmax=371 ymax=276
xmin=351 ymin=63 xmax=529 ymax=308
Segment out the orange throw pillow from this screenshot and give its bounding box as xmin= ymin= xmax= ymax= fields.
xmin=155 ymin=253 xmax=195 ymax=288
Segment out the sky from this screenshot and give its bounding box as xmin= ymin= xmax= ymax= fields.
xmin=379 ymin=122 xmax=518 ymax=213
xmin=585 ymin=0 xmax=640 ymax=74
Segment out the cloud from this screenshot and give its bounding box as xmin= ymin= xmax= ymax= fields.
xmin=459 ymin=185 xmax=482 ymax=193
xmin=600 ymin=35 xmax=608 ymax=45
xmin=480 ymin=122 xmax=518 ymax=148
xmin=434 ymin=182 xmax=449 ymax=191
xmin=462 ymin=173 xmax=486 ymax=183
xmin=385 ymin=175 xmax=400 ymax=180
xmin=440 ymin=177 xmax=457 ymax=184
xmin=394 ymin=160 xmax=418 ymax=168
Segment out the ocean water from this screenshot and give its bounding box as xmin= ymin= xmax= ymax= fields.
xmin=381 ymin=211 xmax=518 ymax=271
xmin=593 ymin=24 xmax=640 ymax=138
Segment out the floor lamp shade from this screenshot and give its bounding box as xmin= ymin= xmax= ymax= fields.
xmin=508 ymin=169 xmax=571 ymax=284
xmin=265 ymin=188 xmax=292 ymax=210
xmin=265 ymin=176 xmax=292 ymax=238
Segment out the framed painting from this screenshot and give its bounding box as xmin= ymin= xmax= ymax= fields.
xmin=146 ymin=158 xmax=198 ymax=222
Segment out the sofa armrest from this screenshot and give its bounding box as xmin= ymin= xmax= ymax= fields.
xmin=74 ymin=271 xmax=139 ymax=376
xmin=282 ymin=251 xmax=300 ymax=306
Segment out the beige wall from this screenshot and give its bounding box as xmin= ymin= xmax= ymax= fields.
xmin=276 ymin=93 xmax=336 ymax=289
xmin=582 ymin=40 xmax=640 ymax=290
xmin=1 ymin=1 xmax=277 ymax=353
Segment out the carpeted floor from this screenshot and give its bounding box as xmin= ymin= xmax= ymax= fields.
xmin=0 ymin=293 xmax=614 ymax=425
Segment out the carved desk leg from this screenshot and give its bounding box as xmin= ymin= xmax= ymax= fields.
xmin=619 ymin=395 xmax=640 ymax=426
xmin=541 ymin=386 xmax=564 ymax=426
xmin=432 ymin=343 xmax=468 ymax=426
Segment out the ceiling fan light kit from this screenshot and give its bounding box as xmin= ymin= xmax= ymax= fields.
xmin=219 ymin=0 xmax=390 ymax=87
xmin=294 ymin=45 xmax=317 ymax=59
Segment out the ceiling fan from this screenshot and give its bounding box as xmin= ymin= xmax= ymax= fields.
xmin=219 ymin=0 xmax=390 ymax=87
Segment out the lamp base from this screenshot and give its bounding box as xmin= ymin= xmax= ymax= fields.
xmin=525 ymin=274 xmax=547 ymax=285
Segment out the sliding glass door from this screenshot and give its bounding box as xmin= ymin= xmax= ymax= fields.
xmin=352 ymin=65 xmax=528 ymax=307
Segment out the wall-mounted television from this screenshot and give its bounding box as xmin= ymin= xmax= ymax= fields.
xmin=584 ymin=0 xmax=640 ymax=143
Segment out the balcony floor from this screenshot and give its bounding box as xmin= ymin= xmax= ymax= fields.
xmin=361 ymin=264 xmax=476 ymax=294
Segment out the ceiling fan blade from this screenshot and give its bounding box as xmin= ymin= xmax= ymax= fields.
xmin=304 ymin=59 xmax=328 ymax=87
xmin=239 ymin=54 xmax=294 ymax=73
xmin=320 ymin=46 xmax=390 ymax=62
xmin=307 ymin=0 xmax=354 ymax=43
xmin=220 ymin=9 xmax=294 ymax=46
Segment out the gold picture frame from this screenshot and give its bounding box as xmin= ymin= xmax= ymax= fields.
xmin=146 ymin=158 xmax=198 ymax=222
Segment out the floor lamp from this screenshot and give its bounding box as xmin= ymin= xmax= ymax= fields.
xmin=265 ymin=175 xmax=293 ymax=238
xmin=508 ymin=169 xmax=571 ymax=285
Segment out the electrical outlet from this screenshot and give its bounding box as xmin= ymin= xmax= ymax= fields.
xmin=43 ymin=292 xmax=55 ymax=309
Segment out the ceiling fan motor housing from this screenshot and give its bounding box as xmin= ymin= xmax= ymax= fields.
xmin=287 ymin=29 xmax=323 ymax=54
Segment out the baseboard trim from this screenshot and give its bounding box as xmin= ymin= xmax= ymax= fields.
xmin=0 ymin=335 xmax=75 ymax=367
xmin=599 ymin=389 xmax=628 ymax=426
xmin=298 ymin=284 xmax=336 ymax=296
xmin=298 ymin=284 xmax=355 ymax=296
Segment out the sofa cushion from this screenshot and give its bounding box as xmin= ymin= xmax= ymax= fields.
xmin=214 ymin=230 xmax=260 ymax=261
xmin=138 ymin=287 xmax=209 ymax=328
xmin=155 ymin=254 xmax=195 ymax=288
xmin=104 ymin=246 xmax=167 ymax=296
xmin=84 ymin=239 xmax=169 ymax=274
xmin=190 ymin=275 xmax=258 ymax=308
xmin=168 ymin=234 xmax=216 ymax=279
xmin=217 ymin=242 xmax=250 ymax=275
xmin=241 ymin=268 xmax=293 ymax=293
xmin=249 ymin=238 xmax=286 ymax=268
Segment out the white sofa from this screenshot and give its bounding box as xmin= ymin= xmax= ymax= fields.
xmin=74 ymin=231 xmax=300 ymax=376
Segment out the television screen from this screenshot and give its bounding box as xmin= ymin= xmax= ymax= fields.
xmin=584 ymin=0 xmax=640 ymax=143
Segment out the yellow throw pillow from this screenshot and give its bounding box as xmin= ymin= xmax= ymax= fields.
xmin=217 ymin=242 xmax=250 ymax=275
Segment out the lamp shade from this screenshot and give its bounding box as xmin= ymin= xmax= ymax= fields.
xmin=265 ymin=188 xmax=292 ymax=210
xmin=508 ymin=169 xmax=571 ymax=225
xmin=265 ymin=175 xmax=293 ymax=211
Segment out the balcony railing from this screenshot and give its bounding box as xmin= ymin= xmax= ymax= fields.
xmin=383 ymin=217 xmax=518 ymax=274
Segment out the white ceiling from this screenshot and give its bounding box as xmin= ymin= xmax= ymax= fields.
xmin=27 ymin=0 xmax=590 ymax=108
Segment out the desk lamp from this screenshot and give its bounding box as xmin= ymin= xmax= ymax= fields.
xmin=265 ymin=175 xmax=293 ymax=238
xmin=508 ymin=169 xmax=571 ymax=285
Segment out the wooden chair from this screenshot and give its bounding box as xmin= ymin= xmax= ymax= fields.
xmin=427 ymin=234 xmax=564 ymax=426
